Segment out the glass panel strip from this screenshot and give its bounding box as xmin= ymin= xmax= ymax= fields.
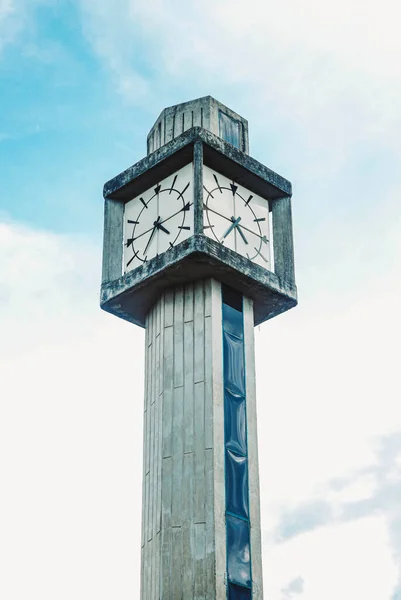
xmin=225 ymin=450 xmax=249 ymax=518
xmin=222 ymin=287 xmax=252 ymax=596
xmin=226 ymin=514 xmax=251 ymax=587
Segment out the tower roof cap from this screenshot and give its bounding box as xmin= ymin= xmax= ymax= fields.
xmin=147 ymin=95 xmax=249 ymax=155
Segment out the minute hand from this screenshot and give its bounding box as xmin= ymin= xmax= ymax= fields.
xmin=204 ymin=205 xmax=268 ymax=241
xmin=158 ymin=202 xmax=192 ymax=226
xmin=221 ymin=216 xmax=241 ymax=241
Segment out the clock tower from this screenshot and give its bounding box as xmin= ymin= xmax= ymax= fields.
xmin=101 ymin=96 xmax=297 ymax=599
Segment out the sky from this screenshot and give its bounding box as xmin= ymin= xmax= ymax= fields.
xmin=1 ymin=0 xmax=401 ymax=598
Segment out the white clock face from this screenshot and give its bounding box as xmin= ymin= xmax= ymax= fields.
xmin=203 ymin=165 xmax=271 ymax=269
xmin=124 ymin=163 xmax=193 ymax=273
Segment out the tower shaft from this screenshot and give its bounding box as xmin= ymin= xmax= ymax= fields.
xmin=141 ymin=279 xmax=263 ymax=599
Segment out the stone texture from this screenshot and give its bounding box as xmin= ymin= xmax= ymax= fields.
xmin=147 ymin=96 xmax=249 ymax=155
xmin=101 ymin=127 xmax=297 ymax=328
xmin=141 ymin=279 xmax=226 ymax=599
xmin=101 ymin=234 xmax=297 ymax=328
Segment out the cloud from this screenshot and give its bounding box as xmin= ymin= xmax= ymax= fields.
xmin=266 ymin=516 xmax=398 ymax=600
xmin=77 ymin=0 xmax=401 ymax=165
xmin=281 ymin=576 xmax=304 ymax=598
xmin=269 ymin=431 xmax=401 ymax=597
xmin=78 ymin=0 xmax=150 ymax=104
xmin=0 ymin=0 xmax=24 ymax=51
xmin=0 ymin=220 xmax=145 ymax=599
xmin=0 ymin=0 xmax=48 ymax=55
xmin=275 ymin=501 xmax=333 ymax=542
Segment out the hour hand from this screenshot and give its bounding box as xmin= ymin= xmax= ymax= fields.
xmin=237 ymin=224 xmax=248 ymax=245
xmin=221 ymin=216 xmax=241 ymax=242
xmin=156 ymin=222 xmax=170 ymax=235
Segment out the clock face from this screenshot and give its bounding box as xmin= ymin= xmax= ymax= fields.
xmin=124 ymin=163 xmax=193 ymax=273
xmin=203 ymin=165 xmax=271 ymax=269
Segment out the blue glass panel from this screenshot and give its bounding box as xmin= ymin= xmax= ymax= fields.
xmin=224 ymin=389 xmax=247 ymax=455
xmin=219 ymin=110 xmax=241 ymax=150
xmin=222 ymin=303 xmax=243 ymax=339
xmin=226 ymin=514 xmax=251 ymax=587
xmin=226 ymin=450 xmax=249 ymax=518
xmin=228 ymin=583 xmax=252 ymax=600
xmin=223 ymin=331 xmax=245 ymax=396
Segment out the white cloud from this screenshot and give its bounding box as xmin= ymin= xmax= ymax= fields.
xmin=281 ymin=575 xmax=304 ymax=599
xmin=266 ymin=517 xmax=398 ymax=600
xmin=2 ymin=1 xmax=401 ymax=594
xmin=0 ymin=0 xmax=49 ymax=55
xmin=0 ymin=221 xmax=145 ymax=599
xmin=78 ymin=0 xmax=150 ymax=104
xmin=78 ymin=0 xmax=401 ymax=164
xmin=2 ymin=217 xmax=399 ymax=598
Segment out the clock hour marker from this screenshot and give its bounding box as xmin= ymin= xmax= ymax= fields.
xmin=127 ymin=219 xmax=139 ymax=224
xmin=246 ymin=195 xmax=253 ymax=205
xmin=261 ymin=235 xmax=269 ymax=244
xmin=203 ymin=185 xmax=214 ymax=198
xmin=230 ymin=183 xmax=238 ymax=195
xmin=140 ymin=197 xmax=148 ymax=208
xmin=254 ymin=217 xmax=266 ymax=222
xmin=126 ymin=238 xmax=134 ymax=247
xmin=254 ymin=247 xmax=268 ymax=262
xmin=178 ymin=182 xmax=190 ymax=198
xmin=169 ymin=241 xmax=174 ymax=248
xmin=154 ymin=184 xmax=161 ymax=195
xmin=169 ymin=175 xmax=177 ymax=193
xmin=213 ymin=174 xmax=222 ymax=192
xmin=178 ymin=225 xmax=190 ymax=230
xmin=182 ymin=202 xmax=191 ymax=211
xmin=203 ymin=225 xmax=215 ymax=229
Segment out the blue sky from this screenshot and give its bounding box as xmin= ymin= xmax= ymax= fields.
xmin=1 ymin=1 xmax=401 ymax=599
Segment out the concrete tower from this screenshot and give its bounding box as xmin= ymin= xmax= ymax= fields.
xmin=101 ymin=96 xmax=297 ymax=599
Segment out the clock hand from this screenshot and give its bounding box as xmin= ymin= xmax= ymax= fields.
xmin=221 ymin=216 xmax=241 ymax=242
xmin=224 ymin=217 xmax=249 ymax=244
xmin=203 ymin=203 xmax=232 ymax=223
xmin=234 ymin=220 xmax=269 ymax=241
xmin=236 ymin=224 xmax=249 ymax=245
xmin=143 ymin=217 xmax=160 ymax=256
xmin=156 ymin=222 xmax=170 ymax=235
xmin=157 ymin=202 xmax=192 ymax=226
xmin=204 ymin=204 xmax=268 ymax=242
xmin=131 ymin=202 xmax=191 ymax=249
xmin=131 ymin=205 xmax=183 ymax=244
xmin=132 ymin=224 xmax=157 ymax=243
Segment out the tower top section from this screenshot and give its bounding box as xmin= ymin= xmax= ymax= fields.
xmin=147 ymin=95 xmax=249 ymax=155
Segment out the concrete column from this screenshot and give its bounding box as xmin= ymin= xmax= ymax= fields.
xmin=140 ymin=279 xmax=226 ymax=599
xmin=140 ymin=280 xmax=263 ymax=599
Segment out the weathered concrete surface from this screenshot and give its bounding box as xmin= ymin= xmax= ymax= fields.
xmin=141 ymin=279 xmax=226 ymax=599
xmin=103 ymin=127 xmax=291 ymax=202
xmin=101 ymin=234 xmax=297 ymax=328
xmin=147 ymin=96 xmax=250 ymax=155
xmin=101 ymin=128 xmax=297 ymax=328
